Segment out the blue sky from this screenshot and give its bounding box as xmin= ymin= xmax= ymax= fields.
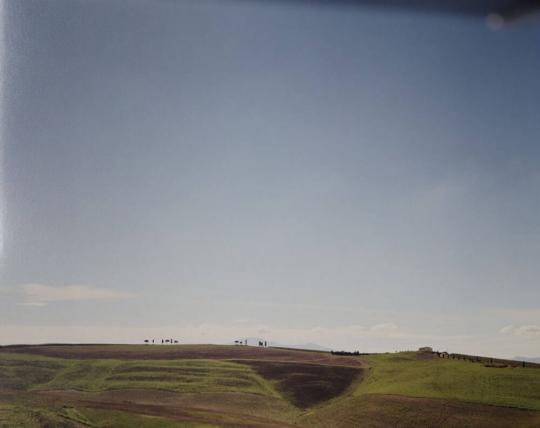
xmin=1 ymin=0 xmax=539 ymax=358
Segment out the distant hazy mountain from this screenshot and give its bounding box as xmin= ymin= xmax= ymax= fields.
xmin=514 ymin=356 xmax=540 ymax=363
xmin=274 ymin=342 xmax=332 ymax=352
xmin=236 ymin=338 xmax=331 ymax=352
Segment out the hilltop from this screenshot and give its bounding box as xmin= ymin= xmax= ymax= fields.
xmin=1 ymin=344 xmax=539 ymax=427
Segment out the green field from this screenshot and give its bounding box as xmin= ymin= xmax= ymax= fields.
xmin=38 ymin=359 xmax=274 ymax=396
xmin=357 ymin=352 xmax=540 ymax=410
xmin=1 ymin=345 xmax=539 ymax=427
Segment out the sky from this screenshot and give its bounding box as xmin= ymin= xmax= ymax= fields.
xmin=1 ymin=0 xmax=539 ymax=358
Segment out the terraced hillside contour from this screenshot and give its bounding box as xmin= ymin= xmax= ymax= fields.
xmin=1 ymin=344 xmax=539 ymax=427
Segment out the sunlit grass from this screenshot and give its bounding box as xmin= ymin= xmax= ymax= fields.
xmin=44 ymin=358 xmax=275 ymax=396
xmin=2 ymin=347 xmax=540 ymax=427
xmin=356 ymin=352 xmax=540 ymax=410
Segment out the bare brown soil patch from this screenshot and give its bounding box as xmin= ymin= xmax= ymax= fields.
xmin=238 ymin=360 xmax=363 ymax=408
xmin=0 ymin=344 xmax=366 ymax=367
xmin=30 ymin=388 xmax=540 ymax=427
xmin=304 ymin=394 xmax=540 ymax=428
xmin=39 ymin=389 xmax=296 ymax=427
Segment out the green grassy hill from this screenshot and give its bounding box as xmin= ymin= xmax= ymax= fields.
xmin=357 ymin=352 xmax=540 ymax=410
xmin=1 ymin=345 xmax=539 ymax=427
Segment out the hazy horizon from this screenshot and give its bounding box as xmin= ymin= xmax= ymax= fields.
xmin=1 ymin=0 xmax=539 ymax=359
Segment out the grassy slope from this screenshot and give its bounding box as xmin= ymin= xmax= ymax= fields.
xmin=356 ymin=352 xmax=540 ymax=410
xmin=0 ymin=403 xmax=215 ymax=428
xmin=0 ymin=344 xmax=360 ymax=365
xmin=2 ymin=347 xmax=540 ymax=427
xmin=302 ymin=352 xmax=540 ymax=427
xmin=42 ymin=359 xmax=276 ymax=396
xmin=0 ymin=352 xmax=292 ymax=427
xmin=0 ymin=352 xmax=276 ymax=396
xmin=75 ymin=408 xmax=217 ymax=428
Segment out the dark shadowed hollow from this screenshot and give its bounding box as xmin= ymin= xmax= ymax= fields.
xmin=239 ymin=360 xmax=363 ymax=407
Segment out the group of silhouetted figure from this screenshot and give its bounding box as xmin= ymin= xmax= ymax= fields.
xmin=143 ymin=339 xmax=179 ymax=344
